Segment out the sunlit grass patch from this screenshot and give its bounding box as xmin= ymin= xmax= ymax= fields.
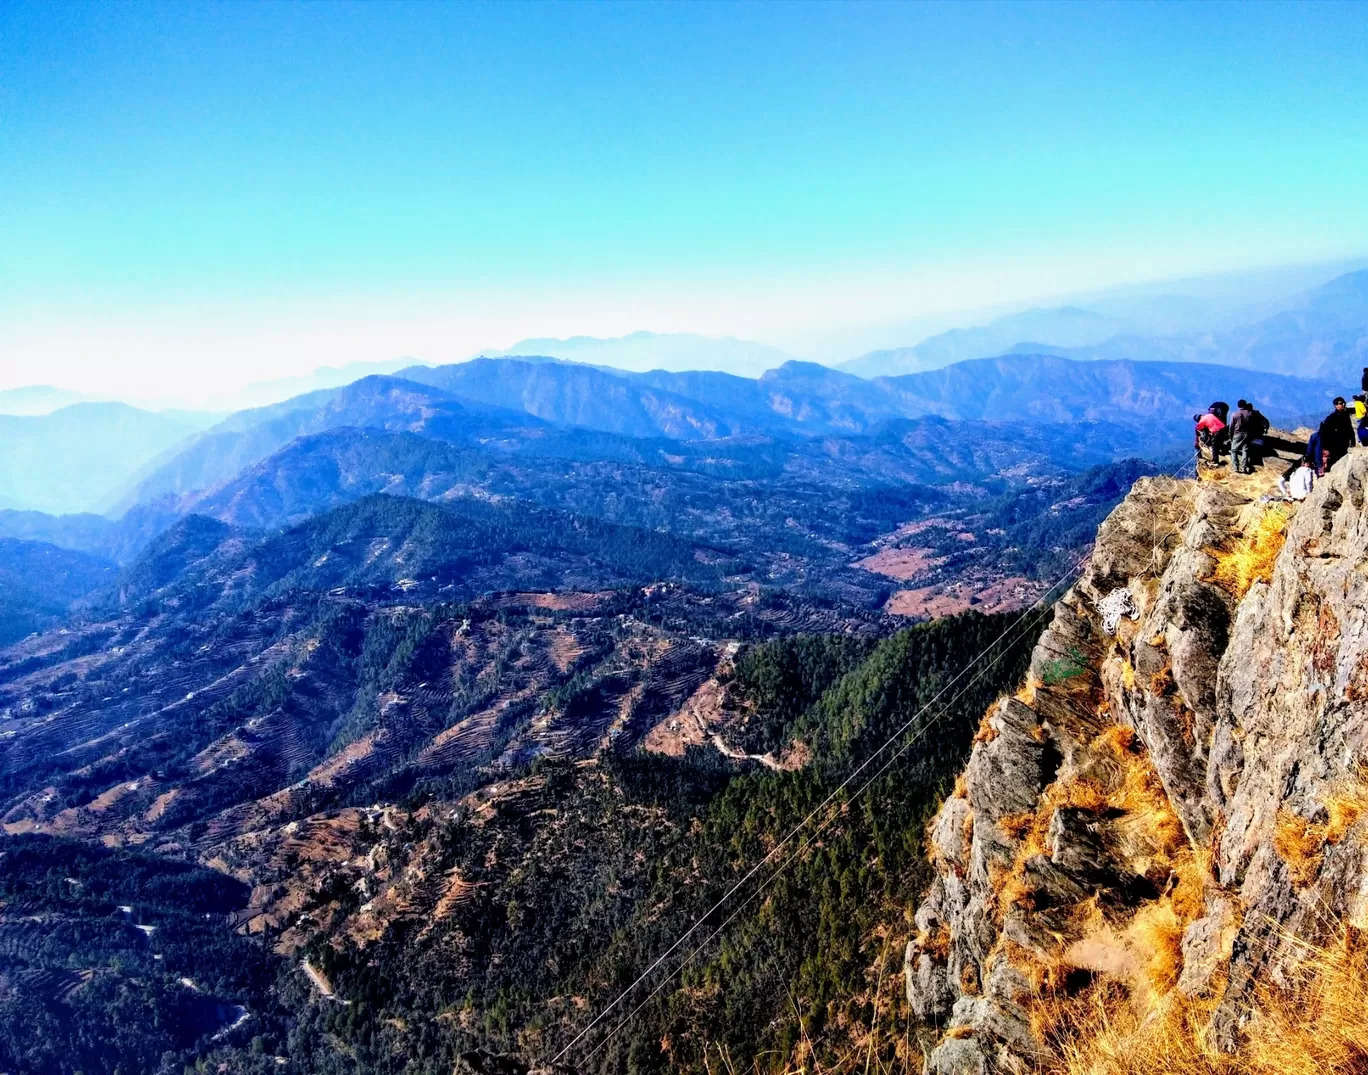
xmin=1211 ymin=507 xmax=1289 ymax=599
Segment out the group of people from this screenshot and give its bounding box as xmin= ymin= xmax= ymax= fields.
xmin=1192 ymin=368 xmax=1368 ymax=504
xmin=1192 ymin=398 xmax=1270 ymax=474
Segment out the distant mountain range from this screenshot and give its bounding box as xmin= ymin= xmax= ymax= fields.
xmin=478 ymin=330 xmax=797 ymax=377
xmin=0 ymin=385 xmax=93 ymax=416
xmin=1057 ymin=269 xmax=1368 ymax=380
xmin=847 ymin=268 xmax=1368 ymax=381
xmin=840 ymin=306 xmax=1131 ymax=377
xmin=4 ymin=264 xmax=1364 ymax=520
xmin=226 ymin=356 xmax=421 ymax=409
xmin=96 ymin=354 xmax=1327 ymax=524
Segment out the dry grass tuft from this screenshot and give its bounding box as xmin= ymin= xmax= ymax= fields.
xmin=973 ymin=711 xmax=1001 ymax=744
xmin=1211 ymin=507 xmax=1289 ymax=599
xmin=1017 ymin=676 xmax=1041 ymax=706
xmin=1323 ymin=791 xmax=1366 ymax=844
xmin=1120 ymin=660 xmax=1136 ymax=691
xmin=1270 ymin=780 xmax=1368 ymax=887
xmin=913 ymin=926 xmax=951 ymax=961
xmin=1273 ymin=810 xmax=1327 ymax=887
xmin=1046 ymin=925 xmax=1368 ymax=1075
xmin=998 ymin=811 xmax=1037 ymax=841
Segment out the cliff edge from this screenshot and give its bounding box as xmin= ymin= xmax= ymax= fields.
xmin=907 ymin=445 xmax=1368 ymax=1074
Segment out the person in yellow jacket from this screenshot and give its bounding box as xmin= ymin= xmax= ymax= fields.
xmin=1354 ymin=394 xmax=1368 ymax=447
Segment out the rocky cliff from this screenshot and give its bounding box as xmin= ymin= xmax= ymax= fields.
xmin=906 ymin=445 xmax=1368 ymax=1074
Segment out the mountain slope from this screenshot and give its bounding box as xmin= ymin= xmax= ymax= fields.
xmin=0 ymin=539 xmax=117 ymax=644
xmin=1061 ymin=268 xmax=1368 ymax=381
xmin=843 ymin=305 xmax=1130 ymax=377
xmin=878 ymin=353 xmax=1338 ymax=427
xmin=116 ymin=355 xmax=1339 ymax=526
xmin=116 ymin=375 xmax=543 ymax=508
xmin=400 ymin=358 xmax=758 ymax=438
xmin=0 ymin=403 xmax=211 ymax=514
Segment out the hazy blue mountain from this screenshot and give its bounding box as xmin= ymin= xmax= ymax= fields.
xmin=116 ymin=375 xmax=543 ymax=509
xmin=401 ymin=358 xmax=757 ymax=438
xmin=0 ymin=384 xmax=92 ymax=416
xmin=624 ymin=361 xmax=908 ymax=432
xmin=479 ymin=330 xmax=797 ymax=376
xmin=0 ymin=509 xmax=118 ymax=555
xmin=140 ymin=410 xmax=1171 ymax=575
xmin=226 ymin=356 xmax=423 ymax=409
xmin=411 ymin=353 xmax=1333 ymax=435
xmin=0 ymin=403 xmax=215 ymax=515
xmin=1076 ymin=257 xmax=1368 ymax=333
xmin=120 ymin=353 xmax=1339 ymax=528
xmin=408 ymin=357 xmax=910 ymax=436
xmin=0 ymin=538 xmax=118 ymax=644
xmin=1059 ymin=269 xmax=1368 ymax=381
xmin=877 ymin=354 xmax=1336 ymax=428
xmin=841 ymin=306 xmax=1130 ymax=377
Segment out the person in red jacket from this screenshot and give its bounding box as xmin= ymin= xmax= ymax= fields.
xmin=1193 ymin=410 xmax=1227 ymax=464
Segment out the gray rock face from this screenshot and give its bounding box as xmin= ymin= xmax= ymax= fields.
xmin=907 ymin=452 xmax=1368 ymax=1070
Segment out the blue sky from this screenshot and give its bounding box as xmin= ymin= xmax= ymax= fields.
xmin=3 ymin=0 xmax=1367 ymax=398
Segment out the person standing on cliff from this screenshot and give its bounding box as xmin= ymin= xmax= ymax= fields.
xmin=1318 ymin=397 xmax=1355 ymax=473
xmin=1229 ymin=399 xmax=1256 ymax=474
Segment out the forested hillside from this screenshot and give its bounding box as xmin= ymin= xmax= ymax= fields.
xmin=0 ymin=612 xmax=1035 ymax=1075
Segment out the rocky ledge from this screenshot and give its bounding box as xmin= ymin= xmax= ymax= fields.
xmin=906 ymin=444 xmax=1368 ymax=1073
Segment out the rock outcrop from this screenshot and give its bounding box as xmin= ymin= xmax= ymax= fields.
xmin=906 ymin=446 xmax=1368 ymax=1073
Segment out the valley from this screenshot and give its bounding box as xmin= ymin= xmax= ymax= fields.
xmin=0 ymin=339 xmax=1360 ymax=1075
xmin=0 ymin=347 xmax=1176 ymax=1074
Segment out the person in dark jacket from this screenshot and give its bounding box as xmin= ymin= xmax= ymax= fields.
xmin=1318 ymin=397 xmax=1355 ymax=473
xmin=1362 ymin=367 xmax=1368 ymax=395
xmin=1229 ymin=400 xmax=1256 ymax=474
xmin=1248 ymin=399 xmax=1270 ymax=468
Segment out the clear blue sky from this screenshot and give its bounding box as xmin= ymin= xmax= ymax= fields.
xmin=3 ymin=0 xmax=1366 ymax=397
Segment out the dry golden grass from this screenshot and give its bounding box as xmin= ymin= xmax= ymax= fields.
xmin=998 ymin=811 xmax=1037 ymax=841
xmin=1271 ymin=779 xmax=1368 ymax=887
xmin=1211 ymin=507 xmax=1289 ymax=599
xmin=1044 ymin=780 xmax=1368 ymax=1075
xmin=990 ymin=722 xmax=1188 ymax=926
xmin=1119 ymin=660 xmax=1136 ymax=691
xmin=1323 ymin=791 xmax=1366 ymax=844
xmin=1273 ymin=809 xmax=1328 ymax=887
xmin=1045 ymin=925 xmax=1368 ymax=1075
xmin=973 ymin=710 xmax=1000 ymax=744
